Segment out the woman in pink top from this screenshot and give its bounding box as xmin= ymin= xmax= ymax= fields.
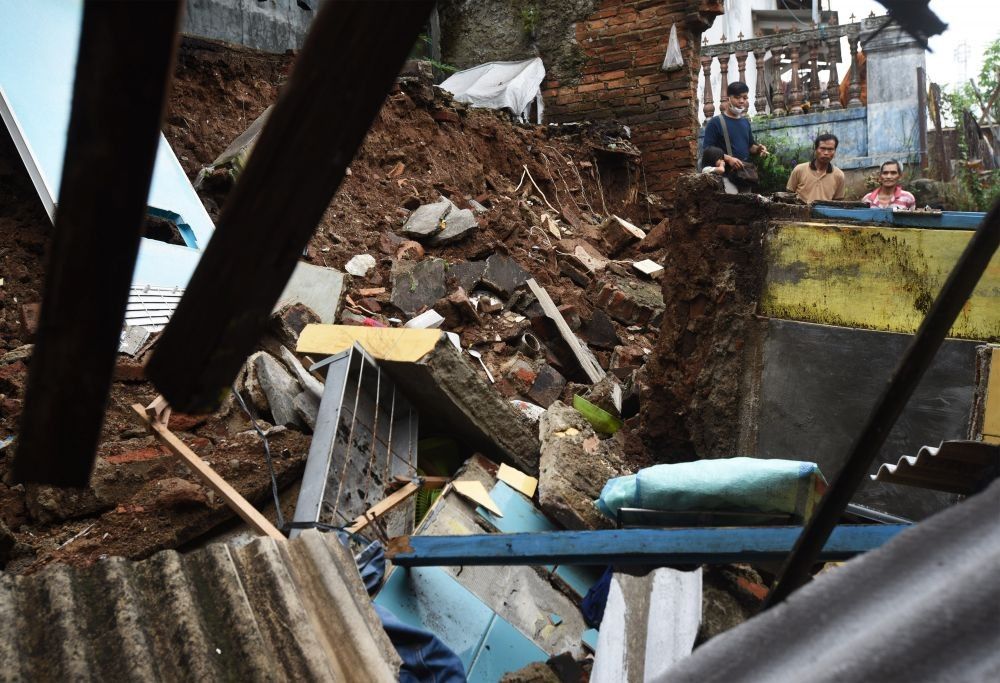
xmin=863 ymin=160 xmax=916 ymax=209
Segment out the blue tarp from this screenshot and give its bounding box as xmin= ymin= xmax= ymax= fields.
xmin=596 ymin=457 xmax=826 ymax=521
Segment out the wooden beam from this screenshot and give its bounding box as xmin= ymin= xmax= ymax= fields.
xmin=13 ymin=0 xmax=182 ymax=486
xmin=392 ymin=475 xmax=449 ymax=490
xmin=145 ymin=0 xmax=434 ymax=413
xmin=386 ymin=525 xmax=907 ymax=567
xmin=130 ymin=404 xmax=284 ymax=541
xmin=526 ymin=278 xmax=605 ymax=383
xmin=346 ymin=481 xmax=421 ymax=534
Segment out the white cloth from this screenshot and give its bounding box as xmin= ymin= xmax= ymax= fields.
xmin=439 ymin=58 xmax=545 ymax=123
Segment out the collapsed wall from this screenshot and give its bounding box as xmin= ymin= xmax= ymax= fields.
xmin=439 ymin=0 xmax=725 ymax=192
xmin=639 ymin=174 xmax=793 ymax=460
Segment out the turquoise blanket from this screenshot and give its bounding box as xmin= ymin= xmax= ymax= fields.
xmin=596 ymin=458 xmax=826 ymax=521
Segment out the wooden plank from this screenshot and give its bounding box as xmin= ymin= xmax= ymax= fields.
xmin=130 ymin=404 xmax=284 ymax=541
xmin=526 ymin=278 xmax=605 ymax=383
xmin=346 ymin=481 xmax=421 ymax=534
xmin=762 ymin=222 xmax=1000 ymax=341
xmin=386 ymin=525 xmax=907 ymax=567
xmin=145 ymin=0 xmax=434 ymax=413
xmin=12 ymin=0 xmax=182 ymax=486
xmin=297 ymin=325 xmax=442 ymax=362
xmin=983 ymin=347 xmax=1000 ymax=440
xmin=393 ymin=475 xmax=449 ymax=490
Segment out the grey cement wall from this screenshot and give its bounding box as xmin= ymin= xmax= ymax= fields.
xmin=753 ymin=319 xmax=971 ymax=520
xmin=437 ymin=0 xmax=599 ymax=85
xmin=183 ymin=0 xmax=318 ymax=54
xmin=862 ymin=18 xmax=925 ymax=168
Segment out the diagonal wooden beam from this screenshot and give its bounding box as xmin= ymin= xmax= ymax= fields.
xmin=145 ymin=0 xmax=434 ymax=413
xmin=12 ymin=0 xmax=182 ymax=486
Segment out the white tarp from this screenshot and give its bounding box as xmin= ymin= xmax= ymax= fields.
xmin=439 ymin=58 xmax=546 ymax=123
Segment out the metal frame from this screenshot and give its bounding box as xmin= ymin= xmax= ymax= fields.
xmin=290 ymin=343 xmax=417 ymax=538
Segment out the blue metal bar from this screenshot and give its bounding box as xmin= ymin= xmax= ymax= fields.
xmin=386 ymin=525 xmax=907 ymax=567
xmin=810 ymin=206 xmax=986 ymax=230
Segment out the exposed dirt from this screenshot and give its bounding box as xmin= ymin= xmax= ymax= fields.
xmin=0 ymin=37 xmax=680 ymax=573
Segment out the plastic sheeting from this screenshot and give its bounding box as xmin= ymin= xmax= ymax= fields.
xmin=439 ymin=58 xmax=545 ymax=123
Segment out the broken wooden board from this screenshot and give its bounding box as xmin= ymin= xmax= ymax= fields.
xmin=762 ymin=222 xmax=1000 ymax=340
xmin=131 ymin=404 xmax=284 ymax=540
xmin=453 ymin=480 xmax=503 ymax=517
xmin=13 ymin=0 xmax=183 ymax=486
xmin=145 ymin=0 xmax=435 ymax=413
xmin=346 ymin=481 xmax=422 ymax=534
xmin=527 ymin=279 xmax=605 ymax=383
xmin=498 ymin=463 xmax=538 ymax=498
xmin=297 ymin=325 xmax=442 ymax=362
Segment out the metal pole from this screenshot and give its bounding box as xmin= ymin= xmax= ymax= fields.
xmin=765 ymin=199 xmax=1000 ymax=609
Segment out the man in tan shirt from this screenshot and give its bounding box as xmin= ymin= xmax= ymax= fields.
xmin=786 ymin=133 xmax=846 ymax=203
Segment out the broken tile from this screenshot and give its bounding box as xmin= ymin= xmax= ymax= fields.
xmin=602 ymin=215 xmax=646 ymax=255
xmin=275 ymin=262 xmax=345 ymax=324
xmin=481 ymin=253 xmax=529 ymax=298
xmin=395 ymin=240 xmax=425 ymax=261
xmin=279 ymin=345 xmax=323 ymax=398
xmin=580 ymin=309 xmax=621 ymax=350
xmin=528 ymin=364 xmax=567 ymax=409
xmin=447 ymin=260 xmax=487 ymax=292
xmin=430 ymin=207 xmax=478 ymax=246
xmin=589 ymin=275 xmax=665 ymax=326
xmin=400 ymin=197 xmax=451 ymax=240
xmin=272 ymin=302 xmax=321 ymax=347
xmin=497 ymin=463 xmax=539 ymax=498
xmin=404 ymin=309 xmax=446 ymax=329
xmin=254 ymin=352 xmax=304 ymax=428
xmin=19 ymin=303 xmax=40 ymax=338
xmin=633 ymin=259 xmax=664 ymax=278
xmin=345 ymin=254 xmax=377 ymax=277
xmin=453 ymin=480 xmax=503 ymax=516
xmin=391 ymin=258 xmax=447 ymax=316
xmin=559 ymin=257 xmax=592 ymax=288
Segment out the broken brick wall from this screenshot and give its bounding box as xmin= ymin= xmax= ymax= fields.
xmin=439 ymin=1 xmax=724 ymax=194
xmin=639 ymin=174 xmax=808 ymax=461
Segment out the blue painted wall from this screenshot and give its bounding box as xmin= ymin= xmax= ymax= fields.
xmin=0 ymin=0 xmax=214 ymax=288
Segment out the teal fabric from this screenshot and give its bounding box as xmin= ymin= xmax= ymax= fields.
xmin=596 ymin=458 xmax=825 ymax=520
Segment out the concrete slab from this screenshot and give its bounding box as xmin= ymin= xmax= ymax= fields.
xmin=391 ymin=258 xmax=447 ymax=316
xmin=275 ymin=261 xmax=345 ymax=324
xmin=755 ymin=319 xmax=971 ymax=519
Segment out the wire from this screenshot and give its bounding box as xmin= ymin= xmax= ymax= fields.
xmin=231 ymin=383 xmax=286 ymax=531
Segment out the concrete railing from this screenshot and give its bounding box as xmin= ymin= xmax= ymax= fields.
xmin=698 ymin=17 xmax=890 ymax=118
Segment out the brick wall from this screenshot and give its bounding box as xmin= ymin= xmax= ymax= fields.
xmin=542 ymin=0 xmax=723 ymax=193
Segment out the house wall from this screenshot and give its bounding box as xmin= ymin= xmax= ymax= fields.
xmin=183 ymin=0 xmax=318 ymax=54
xmin=439 ymin=1 xmax=725 ymax=193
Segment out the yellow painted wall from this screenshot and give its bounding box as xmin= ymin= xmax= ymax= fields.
xmin=984 ymin=348 xmax=1000 ymax=445
xmin=762 ymin=222 xmax=1000 ymax=341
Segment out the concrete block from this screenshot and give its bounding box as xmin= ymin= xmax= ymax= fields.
xmin=275 ymin=261 xmax=345 ymax=324
xmin=391 ymin=258 xmax=448 ymax=316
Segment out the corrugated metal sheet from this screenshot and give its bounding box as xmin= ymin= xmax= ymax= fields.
xmin=872 ymin=440 xmax=999 ymax=494
xmin=663 ymin=479 xmax=1000 ymax=682
xmin=0 ymin=530 xmax=399 ymax=681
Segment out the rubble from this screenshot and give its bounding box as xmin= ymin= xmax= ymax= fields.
xmin=253 ymin=352 xmax=304 ymax=428
xmin=390 ymin=258 xmax=447 ymax=315
xmin=590 ymin=274 xmax=665 ymax=326
xmin=481 ymin=253 xmax=529 ymax=298
xmin=537 ymin=401 xmax=627 ymax=530
xmin=345 ymin=254 xmax=377 ymax=277
xmin=400 ymin=197 xmax=451 ymax=239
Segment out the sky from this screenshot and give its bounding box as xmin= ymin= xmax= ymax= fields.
xmin=833 ymin=0 xmax=1000 ymax=90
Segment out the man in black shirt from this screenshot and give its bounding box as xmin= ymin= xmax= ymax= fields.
xmin=703 ymin=81 xmax=768 ymax=171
